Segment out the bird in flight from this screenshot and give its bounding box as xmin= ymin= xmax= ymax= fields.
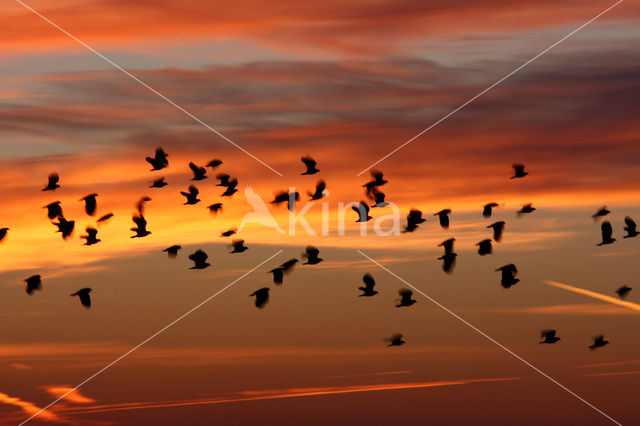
xmin=615 ymin=285 xmax=632 ymax=299
xmin=189 ymin=162 xmax=207 ymax=180
xmin=438 ymin=252 xmax=457 ymax=273
xmin=438 ymin=238 xmax=455 ymax=255
xmin=25 ymin=275 xmax=42 ymax=295
xmin=163 ymin=245 xmax=182 ymax=258
xmin=250 ymin=288 xmax=270 ymax=309
xmin=592 ymin=206 xmax=611 ymax=220
xmin=363 ymin=170 xmax=387 ymax=195
xmin=150 ymin=177 xmax=168 ymax=188
xmin=0 ymin=227 xmax=8 ymax=243
xmin=42 ymin=172 xmax=60 ymax=191
xmin=352 ymin=201 xmax=372 ymax=222
xmin=482 ymin=202 xmax=499 ymax=218
xmin=136 ymin=196 xmax=152 ymax=215
xmin=487 ymin=221 xmax=505 ymax=242
xmin=181 ymin=185 xmax=200 ymax=205
xmin=623 ymin=216 xmax=639 ymax=238
xmin=395 ymin=289 xmax=416 ymax=307
xmin=52 ymin=217 xmax=75 ymax=240
xmin=220 ymin=178 xmax=238 ymax=197
xmin=358 ymin=273 xmax=378 ymax=297
xmin=188 ymin=249 xmax=210 ymax=269
xmin=302 ymin=246 xmax=323 ymax=265
xmin=589 ymin=335 xmax=609 ymax=350
xmin=80 ymin=227 xmax=100 ymax=246
xmin=271 ymin=190 xmax=299 ymax=212
xmin=44 ymin=201 xmax=63 ymax=220
xmin=540 ymin=329 xmax=561 ymax=344
xmin=269 ymin=267 xmax=285 ymax=285
xmin=221 ymin=229 xmax=236 ymax=237
xmin=97 ymin=213 xmax=114 ymax=223
xmin=146 ymin=147 xmax=169 ymax=171
xmin=281 ymin=259 xmax=298 ymax=273
xmin=130 ymin=213 xmax=151 ymax=238
xmin=369 ymin=188 xmax=389 ymax=207
xmin=385 ymin=333 xmax=405 ymax=347
xmin=301 ymin=156 xmax=320 ymax=175
xmin=80 ymin=193 xmax=98 ymax=216
xmin=71 ymin=288 xmax=92 ymax=308
xmin=230 ymin=239 xmax=248 ymax=253
xmin=434 ymin=209 xmax=451 ymax=229
xmin=308 ymin=180 xmax=327 ymax=200
xmin=597 ymin=221 xmax=615 ymax=246
xmin=517 ymin=203 xmax=536 ymax=216
xmin=496 ymin=264 xmax=519 ymax=288
xmin=208 ymin=203 xmax=223 ymax=215
xmin=510 ymin=163 xmax=528 ymax=179
xmin=476 ymin=239 xmax=492 ymax=256
xmin=403 ymin=209 xmax=425 ymax=233
xmin=206 ymin=159 xmax=223 ymax=169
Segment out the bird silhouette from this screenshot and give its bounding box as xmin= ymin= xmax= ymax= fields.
xmin=623 ymin=216 xmax=639 ymax=238
xmin=487 ymin=221 xmax=505 ymax=242
xmin=136 ymin=196 xmax=152 ymax=214
xmin=592 ymin=206 xmax=611 ymax=220
xmin=476 ymin=239 xmax=493 ymax=256
xmin=216 ymin=173 xmax=232 ymax=186
xmin=363 ymin=170 xmax=388 ymax=195
xmin=540 ymin=329 xmax=560 ymax=344
xmin=80 ymin=227 xmax=100 ymax=246
xmin=302 ymin=246 xmax=323 ymax=265
xmin=385 ymin=333 xmax=405 ymax=347
xmin=44 ymin=201 xmax=63 ymax=220
xmin=181 ymin=185 xmax=200 ymax=205
xmin=482 ymin=202 xmax=499 ymax=218
xmin=395 ymin=288 xmax=416 ymax=307
xmin=369 ymin=188 xmax=389 ymax=207
xmin=42 ymin=173 xmax=60 ymax=191
xmin=239 ymin=187 xmax=285 ymax=234
xmin=24 ymin=275 xmax=42 ymax=295
xmin=0 ymin=227 xmax=8 ymax=243
xmin=70 ymin=288 xmax=92 ymax=308
xmin=308 ymin=180 xmax=327 ymax=200
xmin=597 ymin=221 xmax=615 ymax=246
xmin=269 ymin=267 xmax=285 ymax=285
xmin=438 ymin=238 xmax=456 ymax=255
xmin=511 ymin=163 xmax=528 ymax=179
xmin=589 ymin=335 xmax=609 ymax=350
xmin=434 ymin=209 xmax=451 ymax=228
xmin=230 ymin=239 xmax=248 ymax=253
xmin=163 ymin=245 xmax=181 ymax=258
xmin=496 ymin=264 xmax=519 ymax=288
xmin=403 ymin=209 xmax=425 ymax=233
xmin=280 ymin=258 xmax=298 ymax=272
xmin=221 ymin=178 xmax=238 ymax=197
xmin=271 ymin=190 xmax=299 ymax=211
xmin=52 ymin=217 xmax=74 ymax=240
xmin=250 ymin=287 xmax=270 ymax=308
xmin=130 ymin=213 xmax=151 ymax=238
xmin=97 ymin=213 xmax=114 ymax=223
xmin=150 ymin=177 xmax=168 ymax=188
xmin=80 ymin=193 xmax=98 ymax=216
xmin=208 ymin=203 xmax=223 ymax=215
xmin=188 ymin=249 xmax=210 ymax=269
xmin=358 ymin=273 xmax=378 ymax=297
xmin=301 ymin=156 xmax=320 ymax=175
xmin=615 ymin=285 xmax=632 ymax=299
xmin=146 ymin=147 xmax=168 ymax=170
xmin=517 ymin=203 xmax=536 ymax=216
xmin=189 ymin=162 xmax=207 ymax=180
xmin=438 ymin=252 xmax=457 ymax=273
xmin=221 ymin=229 xmax=236 ymax=237
xmin=352 ymin=201 xmax=372 ymax=222
xmin=206 ymin=159 xmax=223 ymax=169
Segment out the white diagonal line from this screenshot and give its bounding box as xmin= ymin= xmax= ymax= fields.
xmin=19 ymin=249 xmax=283 ymax=425
xmin=356 ymin=0 xmax=623 ymax=176
xmin=357 ymin=250 xmax=622 ymax=426
xmin=15 ymin=0 xmax=284 ymax=177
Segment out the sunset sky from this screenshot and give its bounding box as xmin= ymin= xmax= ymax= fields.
xmin=1 ymin=0 xmax=639 ymax=424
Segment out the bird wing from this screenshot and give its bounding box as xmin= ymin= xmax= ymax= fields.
xmin=363 ymin=273 xmax=375 ymax=290
xmin=301 ymin=156 xmax=316 ymax=169
xmin=601 ymin=221 xmax=613 ymax=239
xmin=541 ymin=329 xmax=556 ymax=338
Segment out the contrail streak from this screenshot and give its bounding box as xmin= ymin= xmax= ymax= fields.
xmin=543 ymin=280 xmax=640 ymax=313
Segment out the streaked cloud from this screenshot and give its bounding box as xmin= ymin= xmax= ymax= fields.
xmin=0 ymin=391 xmax=63 ymax=423
xmin=542 ymin=280 xmax=640 ymax=313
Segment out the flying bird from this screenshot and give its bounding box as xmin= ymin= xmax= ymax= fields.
xmin=42 ymin=173 xmax=60 ymax=191
xmin=70 ymin=288 xmax=92 ymax=308
xmin=540 ymin=329 xmax=561 ymax=344
xmin=163 ymin=245 xmax=181 ymax=258
xmin=206 ymin=159 xmax=223 ymax=169
xmin=369 ymin=188 xmax=389 ymax=207
xmin=434 ymin=209 xmax=451 ymax=229
xmin=80 ymin=193 xmax=98 ymax=216
xmin=25 ymin=275 xmax=42 ymax=295
xmin=271 ymin=190 xmax=299 ymax=211
xmin=301 ymin=156 xmax=320 ymax=175
xmin=385 ymin=333 xmax=405 ymax=347
xmin=358 ymin=273 xmax=378 ymax=297
xmin=181 ymin=185 xmax=200 ymax=205
xmin=403 ymin=209 xmax=425 ymax=233
xmin=269 ymin=267 xmax=285 ymax=285
xmin=487 ymin=221 xmax=505 ymax=242
xmin=44 ymin=201 xmax=63 ymax=220
xmin=438 ymin=238 xmax=455 ymax=255
xmin=216 ymin=173 xmax=232 ymax=187
xmin=188 ymin=249 xmax=210 ymax=269
xmin=150 ymin=177 xmax=167 ymax=188
xmin=189 ymin=162 xmax=207 ymax=180
xmin=308 ymin=180 xmax=327 ymax=200
xmin=52 ymin=217 xmax=75 ymax=240
xmin=476 ymin=239 xmax=493 ymax=256
xmin=97 ymin=212 xmax=114 ymax=223
xmin=511 ymin=163 xmax=528 ymax=179
xmin=230 ymin=239 xmax=248 ymax=253
xmin=250 ymin=287 xmax=270 ymax=309
xmin=130 ymin=213 xmax=151 ymax=238
xmin=220 ymin=229 xmax=236 ymax=237
xmin=438 ymin=253 xmax=457 ymax=273
xmin=220 ymin=178 xmax=238 ymax=197
xmin=592 ymin=206 xmax=611 ymax=220
xmin=623 ymin=216 xmax=639 ymax=238
xmin=280 ymin=258 xmax=298 ymax=272
xmin=395 ymin=289 xmax=416 ymax=307
xmin=352 ymin=201 xmax=372 ymax=222
xmin=146 ymin=147 xmax=168 ymax=170
xmin=615 ymin=285 xmax=632 ymax=299
xmin=80 ymin=227 xmax=100 ymax=246
xmin=136 ymin=196 xmax=152 ymax=214
xmin=589 ymin=335 xmax=609 ymax=350
xmin=496 ymin=264 xmax=519 ymax=288
xmin=517 ymin=203 xmax=536 ymax=216
xmin=597 ymin=221 xmax=615 ymax=246
xmin=208 ymin=203 xmax=223 ymax=215
xmin=482 ymin=202 xmax=499 ymax=218
xmin=363 ymin=170 xmax=388 ymax=195
xmin=302 ymin=246 xmax=323 ymax=265
xmin=0 ymin=227 xmax=8 ymax=243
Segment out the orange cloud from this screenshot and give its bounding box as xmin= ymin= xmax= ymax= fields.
xmin=0 ymin=391 xmax=63 ymax=423
xmin=43 ymin=386 xmax=96 ymax=404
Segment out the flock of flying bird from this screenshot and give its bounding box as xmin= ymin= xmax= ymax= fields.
xmin=3 ymin=153 xmax=636 ymax=351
